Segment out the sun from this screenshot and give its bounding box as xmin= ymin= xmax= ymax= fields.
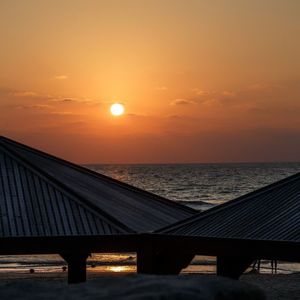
xmin=110 ymin=103 xmax=125 ymax=116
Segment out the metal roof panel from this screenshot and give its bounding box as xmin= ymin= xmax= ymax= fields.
xmin=158 ymin=172 xmax=300 ymax=242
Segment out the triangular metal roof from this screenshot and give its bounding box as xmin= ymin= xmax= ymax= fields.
xmin=158 ymin=172 xmax=300 ymax=242
xmin=0 ymin=136 xmax=195 ymax=237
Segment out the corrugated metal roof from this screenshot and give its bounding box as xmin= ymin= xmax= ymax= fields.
xmin=0 ymin=136 xmax=195 ymax=236
xmin=158 ymin=172 xmax=300 ymax=242
xmin=0 ymin=148 xmax=126 ymax=237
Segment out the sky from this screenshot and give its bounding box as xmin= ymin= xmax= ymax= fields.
xmin=0 ymin=0 xmax=299 ymax=163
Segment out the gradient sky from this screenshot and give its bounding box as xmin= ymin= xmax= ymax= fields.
xmin=0 ymin=0 xmax=299 ymax=163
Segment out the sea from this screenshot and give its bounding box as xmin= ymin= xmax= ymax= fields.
xmin=1 ymin=162 xmax=299 ymax=276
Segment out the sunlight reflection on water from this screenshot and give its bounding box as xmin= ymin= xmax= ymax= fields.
xmin=105 ymin=266 xmax=135 ymax=273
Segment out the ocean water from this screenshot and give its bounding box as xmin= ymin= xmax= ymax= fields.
xmin=0 ymin=162 xmax=299 ymax=275
xmin=88 ymin=162 xmax=300 ymax=210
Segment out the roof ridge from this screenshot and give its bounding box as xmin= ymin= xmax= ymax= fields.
xmin=0 ymin=141 xmax=134 ymax=234
xmin=0 ymin=136 xmax=195 ymax=214
xmin=156 ymin=172 xmax=300 ymax=233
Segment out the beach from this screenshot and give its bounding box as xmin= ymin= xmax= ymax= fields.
xmin=0 ymin=270 xmax=299 ymax=299
xmin=2 ymin=254 xmax=300 ymax=299
xmin=242 ymin=273 xmax=300 ymax=300
xmin=1 ymin=257 xmax=300 ymax=299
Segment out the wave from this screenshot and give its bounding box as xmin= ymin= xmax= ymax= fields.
xmin=175 ymin=200 xmax=215 ymax=206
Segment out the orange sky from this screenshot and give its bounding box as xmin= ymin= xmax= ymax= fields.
xmin=0 ymin=0 xmax=299 ymax=163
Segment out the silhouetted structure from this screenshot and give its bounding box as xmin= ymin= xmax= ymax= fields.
xmin=156 ymin=172 xmax=300 ymax=279
xmin=0 ymin=136 xmax=196 ymax=283
xmin=2 ymin=136 xmax=299 ymax=282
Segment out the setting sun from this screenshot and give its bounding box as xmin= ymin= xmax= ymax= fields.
xmin=110 ymin=103 xmax=125 ymax=116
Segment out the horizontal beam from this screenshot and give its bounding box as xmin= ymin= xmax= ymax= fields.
xmin=1 ymin=234 xmax=300 ymax=263
xmin=148 ymin=234 xmax=300 ymax=262
xmin=0 ymin=235 xmax=139 ymax=255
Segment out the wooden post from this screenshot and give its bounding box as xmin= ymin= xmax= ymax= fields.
xmin=217 ymin=256 xmax=253 ymax=279
xmin=137 ymin=245 xmax=155 ymax=274
xmin=60 ymin=253 xmax=89 ymax=284
xmin=137 ymin=244 xmax=194 ymax=275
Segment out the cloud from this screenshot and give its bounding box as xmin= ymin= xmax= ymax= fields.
xmin=51 ymin=98 xmax=101 ymax=106
xmin=50 ymin=111 xmax=77 ymax=116
xmin=126 ymin=113 xmax=149 ymax=118
xmin=0 ymin=88 xmax=54 ymax=101
xmin=222 ymin=91 xmax=236 ymax=97
xmin=168 ymin=115 xmax=183 ymax=120
xmin=52 ymin=98 xmax=79 ymax=103
xmin=192 ymin=88 xmax=214 ymax=96
xmin=0 ymin=87 xmax=13 ymax=95
xmin=171 ymin=99 xmax=195 ymax=105
xmin=11 ymin=91 xmax=38 ymax=97
xmin=192 ymin=88 xmax=237 ymax=99
xmin=246 ymin=106 xmax=269 ymax=113
xmin=53 ymin=75 xmax=68 ymax=80
xmin=15 ymin=104 xmax=52 ymax=110
xmin=156 ymin=86 xmax=168 ymax=91
xmin=200 ymin=98 xmax=222 ymax=107
xmin=247 ymin=83 xmax=282 ymax=91
xmin=0 ymin=87 xmax=101 ymax=107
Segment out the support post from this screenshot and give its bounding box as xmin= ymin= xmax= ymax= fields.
xmin=137 ymin=245 xmax=155 ymax=274
xmin=60 ymin=253 xmax=89 ymax=284
xmin=217 ymin=256 xmax=253 ymax=279
xmin=137 ymin=245 xmax=194 ymax=275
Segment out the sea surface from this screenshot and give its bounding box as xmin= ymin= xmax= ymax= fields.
xmin=87 ymin=162 xmax=300 ymax=211
xmin=1 ymin=163 xmax=299 ymax=275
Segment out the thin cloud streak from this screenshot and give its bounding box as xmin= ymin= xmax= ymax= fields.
xmin=53 ymin=75 xmax=68 ymax=80
xmin=171 ymin=99 xmax=196 ymax=105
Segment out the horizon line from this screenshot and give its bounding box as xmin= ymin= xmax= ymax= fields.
xmin=82 ymin=161 xmax=300 ymax=166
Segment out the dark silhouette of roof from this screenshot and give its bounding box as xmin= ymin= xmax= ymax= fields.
xmin=0 ymin=136 xmax=195 ymax=237
xmin=158 ymin=172 xmax=300 ymax=242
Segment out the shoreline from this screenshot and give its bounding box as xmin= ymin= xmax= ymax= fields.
xmin=1 ymin=258 xmax=299 ymax=276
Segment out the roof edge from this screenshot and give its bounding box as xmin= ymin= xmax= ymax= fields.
xmin=0 ymin=140 xmax=135 ymax=234
xmin=0 ymin=135 xmax=196 ymax=215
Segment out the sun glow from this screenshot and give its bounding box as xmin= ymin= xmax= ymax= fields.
xmin=108 ymin=266 xmax=127 ymax=272
xmin=110 ymin=103 xmax=125 ymax=116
